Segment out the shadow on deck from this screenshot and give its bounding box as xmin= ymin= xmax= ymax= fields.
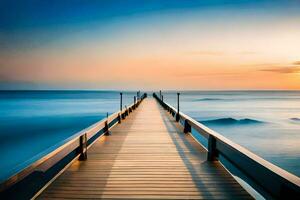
xmin=37 ymin=98 xmax=252 ymax=199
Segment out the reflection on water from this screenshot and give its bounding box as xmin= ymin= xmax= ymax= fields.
xmin=0 ymin=90 xmax=137 ymax=181
xmin=163 ymin=91 xmax=300 ymax=177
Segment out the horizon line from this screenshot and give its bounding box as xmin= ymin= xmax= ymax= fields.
xmin=1 ymin=89 xmax=300 ymax=92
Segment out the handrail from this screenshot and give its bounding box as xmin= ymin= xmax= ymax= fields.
xmin=0 ymin=93 xmax=147 ymax=195
xmin=153 ymin=93 xmax=300 ymax=199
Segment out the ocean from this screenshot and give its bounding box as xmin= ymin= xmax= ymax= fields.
xmin=0 ymin=90 xmax=137 ymax=181
xmin=0 ymin=90 xmax=299 ymax=182
xmin=162 ymin=91 xmax=300 ymax=178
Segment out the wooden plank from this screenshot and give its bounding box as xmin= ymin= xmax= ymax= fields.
xmin=37 ymin=98 xmax=252 ymax=199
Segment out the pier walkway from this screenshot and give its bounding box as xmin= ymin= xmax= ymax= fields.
xmin=37 ymin=98 xmax=252 ymax=199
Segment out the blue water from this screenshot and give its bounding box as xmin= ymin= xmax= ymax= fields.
xmin=163 ymin=91 xmax=300 ymax=177
xmin=1 ymin=91 xmax=300 ymax=183
xmin=0 ymin=90 xmax=138 ymax=181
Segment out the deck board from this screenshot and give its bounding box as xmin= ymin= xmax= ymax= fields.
xmin=37 ymin=98 xmax=252 ymax=199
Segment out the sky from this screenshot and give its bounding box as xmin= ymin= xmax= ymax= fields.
xmin=0 ymin=0 xmax=300 ymax=90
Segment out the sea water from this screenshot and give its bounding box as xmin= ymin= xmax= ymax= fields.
xmin=1 ymin=90 xmax=299 ymax=183
xmin=0 ymin=90 xmax=138 ymax=181
xmin=162 ymin=91 xmax=300 ymax=178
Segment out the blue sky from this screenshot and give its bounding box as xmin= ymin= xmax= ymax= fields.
xmin=0 ymin=0 xmax=300 ymax=90
xmin=1 ymin=0 xmax=298 ymax=51
xmin=1 ymin=0 xmax=295 ymax=34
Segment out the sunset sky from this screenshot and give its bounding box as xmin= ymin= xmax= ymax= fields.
xmin=1 ymin=0 xmax=300 ymax=90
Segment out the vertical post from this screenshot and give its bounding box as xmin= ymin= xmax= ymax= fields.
xmin=120 ymin=92 xmax=125 ymax=119
xmin=105 ymin=112 xmax=110 ymax=135
xmin=134 ymin=96 xmax=136 ymax=109
xmin=159 ymin=90 xmax=162 ymax=100
xmin=176 ymin=92 xmax=180 ymax=122
xmin=183 ymin=120 xmax=191 ymax=134
xmin=78 ymin=133 xmax=87 ymax=161
xmin=120 ymin=92 xmax=123 ymax=112
xmin=118 ymin=113 xmax=121 ymax=123
xmin=104 ymin=121 xmax=110 ymax=135
xmin=207 ymin=135 xmax=218 ymax=161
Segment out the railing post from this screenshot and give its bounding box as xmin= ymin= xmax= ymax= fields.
xmin=133 ymin=96 xmax=136 ymax=109
xmin=159 ymin=90 xmax=162 ymax=100
xmin=183 ymin=120 xmax=191 ymax=134
xmin=120 ymin=92 xmax=123 ymax=112
xmin=118 ymin=113 xmax=121 ymax=123
xmin=136 ymin=91 xmax=140 ymax=107
xmin=137 ymin=91 xmax=140 ymax=101
xmin=207 ymin=135 xmax=218 ymax=161
xmin=104 ymin=112 xmax=110 ymax=135
xmin=176 ymin=92 xmax=180 ymax=122
xmin=120 ymin=93 xmax=126 ymax=119
xmin=78 ymin=133 xmax=87 ymax=161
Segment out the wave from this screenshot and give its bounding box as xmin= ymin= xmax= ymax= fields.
xmin=290 ymin=118 xmax=300 ymax=122
xmin=200 ymin=118 xmax=264 ymax=125
xmin=194 ymin=98 xmax=224 ymax=101
xmin=193 ymin=97 xmax=300 ymax=102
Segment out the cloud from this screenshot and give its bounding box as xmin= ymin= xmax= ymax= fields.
xmin=293 ymin=61 xmax=300 ymax=65
xmin=260 ymin=66 xmax=300 ymax=74
xmin=184 ymin=51 xmax=224 ymax=56
xmin=184 ymin=50 xmax=258 ymax=57
xmin=183 ymin=50 xmax=258 ymax=56
xmin=238 ymin=51 xmax=257 ymax=55
xmin=172 ymin=71 xmax=239 ymax=77
xmin=259 ymin=61 xmax=300 ymax=74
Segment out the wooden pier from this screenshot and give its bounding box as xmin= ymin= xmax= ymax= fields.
xmin=36 ymin=98 xmax=251 ymax=199
xmin=1 ymin=93 xmax=300 ymax=199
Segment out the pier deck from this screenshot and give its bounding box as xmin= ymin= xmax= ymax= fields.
xmin=37 ymin=98 xmax=252 ymax=199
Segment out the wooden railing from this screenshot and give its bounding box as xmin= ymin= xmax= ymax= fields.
xmin=153 ymin=93 xmax=300 ymax=199
xmin=0 ymin=93 xmax=147 ymax=199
